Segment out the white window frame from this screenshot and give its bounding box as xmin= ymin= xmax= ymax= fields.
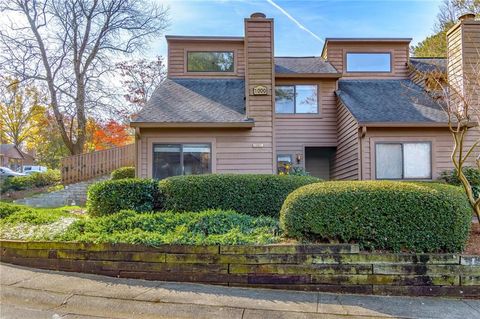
xmin=275 ymin=85 xmax=319 ymax=114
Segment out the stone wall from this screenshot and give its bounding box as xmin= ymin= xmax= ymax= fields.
xmin=1 ymin=240 xmax=479 ymax=298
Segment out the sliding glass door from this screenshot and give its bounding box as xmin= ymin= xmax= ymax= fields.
xmin=153 ymin=143 xmax=211 ymax=179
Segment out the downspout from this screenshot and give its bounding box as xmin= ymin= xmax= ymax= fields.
xmin=358 ymin=125 xmax=367 ymax=180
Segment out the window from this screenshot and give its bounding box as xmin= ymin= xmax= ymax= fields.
xmin=346 ymin=53 xmax=391 ymax=72
xmin=275 ymin=85 xmax=318 ymax=114
xmin=277 ymin=154 xmax=292 ymax=174
xmin=375 ymin=142 xmax=431 ymax=180
xmin=153 ymin=143 xmax=211 ymax=179
xmin=187 ymin=51 xmax=234 ymax=72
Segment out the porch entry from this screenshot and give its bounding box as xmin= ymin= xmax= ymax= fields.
xmin=304 ymin=147 xmax=336 ymax=180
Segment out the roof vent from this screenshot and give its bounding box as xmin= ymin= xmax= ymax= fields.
xmin=458 ymin=13 xmax=476 ymax=21
xmin=250 ymin=12 xmax=266 ymax=19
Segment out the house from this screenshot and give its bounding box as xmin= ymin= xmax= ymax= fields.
xmin=131 ymin=12 xmax=479 ymax=180
xmin=0 ymin=144 xmax=25 ymax=171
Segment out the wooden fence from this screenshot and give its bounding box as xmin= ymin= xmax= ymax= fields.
xmin=60 ymin=144 xmax=135 ymax=185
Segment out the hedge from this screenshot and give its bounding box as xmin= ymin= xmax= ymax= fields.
xmin=0 ymin=202 xmax=26 ymax=219
xmin=159 ymin=174 xmax=320 ymax=217
xmin=111 ymin=167 xmax=135 ymax=180
xmin=1 ymin=170 xmax=61 ymax=193
xmin=87 ymin=178 xmax=159 ymax=216
xmin=280 ymin=181 xmax=472 ymax=253
xmin=439 ymin=166 xmax=480 ymax=198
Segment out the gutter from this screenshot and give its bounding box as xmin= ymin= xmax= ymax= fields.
xmin=130 ymin=121 xmax=255 ymax=128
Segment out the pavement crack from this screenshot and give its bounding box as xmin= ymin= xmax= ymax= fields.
xmin=316 ymin=292 xmax=320 ymax=313
xmin=240 ymin=308 xmax=246 ymax=319
xmin=463 ymin=300 xmax=480 ymax=314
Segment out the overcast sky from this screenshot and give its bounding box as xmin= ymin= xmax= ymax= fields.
xmin=147 ymin=0 xmax=442 ymax=58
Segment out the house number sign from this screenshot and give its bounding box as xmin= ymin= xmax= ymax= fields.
xmin=252 ymin=85 xmax=268 ymax=95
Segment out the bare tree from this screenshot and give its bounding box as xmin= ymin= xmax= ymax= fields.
xmin=116 ymin=56 xmax=166 ymax=117
xmin=436 ymin=0 xmax=480 ymax=31
xmin=0 ymin=0 xmax=168 ymax=155
xmin=413 ymin=52 xmax=480 ymax=222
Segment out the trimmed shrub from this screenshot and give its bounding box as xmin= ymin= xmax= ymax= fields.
xmin=159 ymin=174 xmax=320 ymax=217
xmin=87 ymin=178 xmax=159 ymax=216
xmin=439 ymin=166 xmax=480 ymax=198
xmin=280 ymin=181 xmax=472 ymax=253
xmin=1 ymin=169 xmax=60 ymax=193
xmin=111 ymin=167 xmax=135 ymax=180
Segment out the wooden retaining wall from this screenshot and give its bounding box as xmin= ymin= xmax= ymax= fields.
xmin=1 ymin=240 xmax=479 ymax=298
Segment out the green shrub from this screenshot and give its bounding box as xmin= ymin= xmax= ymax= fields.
xmin=439 ymin=166 xmax=480 ymax=198
xmin=111 ymin=167 xmax=135 ymax=180
xmin=159 ymin=174 xmax=320 ymax=217
xmin=87 ymin=178 xmax=159 ymax=216
xmin=0 ymin=202 xmax=26 ymax=219
xmin=0 ymin=203 xmax=73 ymax=224
xmin=60 ymin=209 xmax=280 ymax=245
xmin=1 ymin=169 xmax=61 ymax=193
xmin=280 ymin=181 xmax=472 ymax=253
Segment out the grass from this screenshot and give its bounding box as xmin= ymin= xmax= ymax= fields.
xmin=0 ymin=203 xmax=281 ymax=245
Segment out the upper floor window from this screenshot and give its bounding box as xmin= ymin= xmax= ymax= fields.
xmin=275 ymin=85 xmax=318 ymax=114
xmin=187 ymin=51 xmax=234 ymax=72
xmin=346 ymin=53 xmax=391 ymax=73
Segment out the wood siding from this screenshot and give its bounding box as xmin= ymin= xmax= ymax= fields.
xmin=447 ymin=22 xmax=464 ymax=100
xmin=274 ymin=78 xmax=338 ymax=168
xmin=331 ymin=100 xmax=359 ymax=180
xmin=167 ymin=40 xmax=245 ymax=78
xmin=137 ymin=128 xmax=274 ymax=178
xmin=244 ymin=15 xmax=275 ymax=173
xmin=360 ymin=127 xmax=479 ymax=180
xmin=323 ymin=41 xmax=410 ymax=78
xmin=461 ymin=21 xmax=480 ymax=106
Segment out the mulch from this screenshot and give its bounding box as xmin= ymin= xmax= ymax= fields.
xmin=464 ymin=222 xmax=480 ymax=255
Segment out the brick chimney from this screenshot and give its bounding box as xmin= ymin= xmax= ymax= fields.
xmin=447 ymin=13 xmax=480 ymax=107
xmin=244 ymin=13 xmax=275 ymax=172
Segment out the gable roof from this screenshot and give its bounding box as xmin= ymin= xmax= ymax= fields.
xmin=131 ymin=78 xmax=252 ymax=127
xmin=410 ymin=57 xmax=447 ymax=73
xmin=336 ymin=80 xmax=448 ymax=125
xmin=274 ymin=57 xmax=339 ymax=76
xmin=0 ymin=144 xmax=24 ymax=159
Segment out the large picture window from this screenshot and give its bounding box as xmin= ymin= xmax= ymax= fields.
xmin=187 ymin=51 xmax=234 ymax=72
xmin=153 ymin=143 xmax=211 ymax=179
xmin=375 ymin=142 xmax=431 ymax=180
xmin=346 ymin=53 xmax=391 ymax=72
xmin=275 ymin=85 xmax=318 ymax=114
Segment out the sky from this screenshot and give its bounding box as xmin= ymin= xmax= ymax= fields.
xmin=148 ymin=0 xmax=443 ymax=58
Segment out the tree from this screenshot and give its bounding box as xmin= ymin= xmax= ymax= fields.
xmin=412 ymin=0 xmax=480 ymax=57
xmin=116 ymin=56 xmax=166 ymax=117
xmin=90 ymin=119 xmax=133 ymax=151
xmin=0 ymin=0 xmax=168 ymax=155
xmin=25 ymin=109 xmax=70 ymax=168
xmin=0 ymin=77 xmax=44 ymax=147
xmin=413 ymin=53 xmax=480 ymax=222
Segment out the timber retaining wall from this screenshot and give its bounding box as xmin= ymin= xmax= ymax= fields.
xmin=1 ymin=240 xmax=479 ymax=298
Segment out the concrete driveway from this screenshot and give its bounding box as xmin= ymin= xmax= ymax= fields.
xmin=1 ymin=263 xmax=479 ymax=319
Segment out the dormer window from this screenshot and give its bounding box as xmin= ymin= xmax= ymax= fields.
xmin=187 ymin=51 xmax=234 ymax=72
xmin=346 ymin=52 xmax=391 ymax=73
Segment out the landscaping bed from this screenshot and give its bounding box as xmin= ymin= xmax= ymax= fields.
xmin=1 ymin=174 xmax=479 ymax=297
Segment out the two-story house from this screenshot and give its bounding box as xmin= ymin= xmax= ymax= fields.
xmin=131 ymin=12 xmax=479 ymax=181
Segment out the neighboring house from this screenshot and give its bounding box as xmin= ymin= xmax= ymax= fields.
xmin=131 ymin=12 xmax=479 ymax=180
xmin=0 ymin=144 xmax=25 ymax=171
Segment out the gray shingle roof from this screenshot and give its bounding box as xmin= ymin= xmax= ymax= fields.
xmin=132 ymin=78 xmax=249 ymax=124
xmin=410 ymin=58 xmax=447 ymax=73
xmin=275 ymin=57 xmax=339 ymax=74
xmin=336 ymin=80 xmax=448 ymax=124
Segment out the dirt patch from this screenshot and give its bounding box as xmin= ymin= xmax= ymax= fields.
xmin=464 ymin=222 xmax=480 ymax=255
